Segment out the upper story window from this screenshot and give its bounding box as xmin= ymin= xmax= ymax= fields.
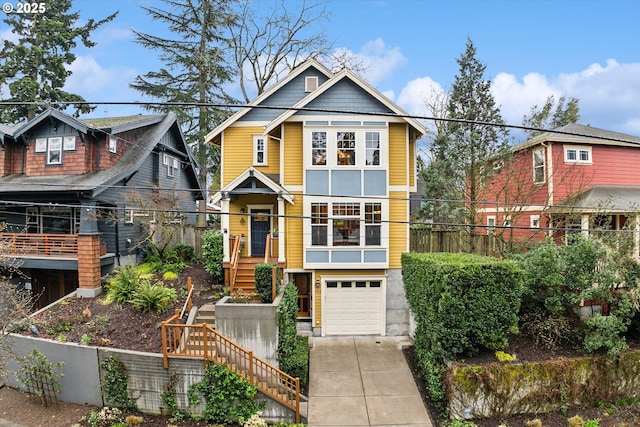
xmin=364 ymin=202 xmax=381 ymax=245
xmin=533 ymin=147 xmax=545 ymax=184
xmin=336 ymin=132 xmax=356 ymax=166
xmin=487 ymin=216 xmax=496 ymax=234
xmin=311 ymin=203 xmax=328 ymax=245
xmin=108 ymin=136 xmax=117 ymax=154
xmin=312 ymin=131 xmax=327 ymax=165
xmin=564 ymin=145 xmax=592 ymax=164
xmin=253 ymin=135 xmax=267 ymax=165
xmin=333 ymin=202 xmax=360 ymax=246
xmin=365 ymin=132 xmax=380 ymax=166
xmin=305 ymin=76 xmax=318 ymax=92
xmin=47 ymin=137 xmax=62 ymax=165
xmin=163 ymin=153 xmax=179 ymax=178
xmin=530 ymin=215 xmax=540 ymax=228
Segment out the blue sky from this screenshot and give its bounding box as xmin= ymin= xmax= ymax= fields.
xmin=2 ymin=0 xmax=640 ymax=142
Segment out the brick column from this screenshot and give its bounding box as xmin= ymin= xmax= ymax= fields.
xmin=77 ymin=233 xmax=103 ymax=297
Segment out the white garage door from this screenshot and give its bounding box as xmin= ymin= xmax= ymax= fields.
xmin=324 ymin=280 xmax=384 ymax=335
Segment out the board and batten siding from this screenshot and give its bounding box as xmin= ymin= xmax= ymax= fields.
xmin=283 ymin=122 xmax=303 ymax=186
xmin=389 ymin=191 xmax=408 ymax=269
xmin=388 ymin=123 xmax=408 ymax=186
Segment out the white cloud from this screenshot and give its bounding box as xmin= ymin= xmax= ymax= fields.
xmin=333 ymin=38 xmax=406 ymax=85
xmin=491 ymin=60 xmax=640 ymax=137
xmin=64 ymin=55 xmax=137 ymax=101
xmin=396 ymin=77 xmax=444 ymax=117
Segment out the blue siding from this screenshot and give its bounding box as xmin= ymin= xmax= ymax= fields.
xmin=364 ymin=250 xmax=386 ymax=263
xmin=242 ymin=68 xmax=330 ymax=122
xmin=331 ymin=250 xmax=361 ymax=263
xmin=331 ymin=170 xmax=361 ymax=196
xmin=298 ymin=79 xmax=394 ymax=116
xmin=306 ymin=251 xmax=330 ymax=263
xmin=306 ymin=170 xmax=330 ymax=195
xmin=363 ymin=170 xmax=387 ymax=195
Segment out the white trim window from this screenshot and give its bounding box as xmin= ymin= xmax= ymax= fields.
xmin=108 ymin=135 xmax=117 ymax=154
xmin=564 ymin=145 xmax=592 ymax=164
xmin=47 ymin=137 xmax=62 ymax=165
xmin=336 ymin=131 xmax=356 ymax=166
xmin=365 ymin=131 xmax=380 ymax=166
xmin=332 ymin=203 xmax=360 ymax=245
xmin=35 ymin=138 xmax=47 ymax=153
xmin=163 ymin=154 xmax=179 ymax=177
xmin=533 ymin=147 xmax=545 ymax=184
xmin=305 ymin=76 xmax=318 ymax=92
xmin=311 ymin=203 xmax=328 ymax=245
xmin=530 ymin=215 xmax=540 ymax=229
xmin=63 ymin=136 xmax=76 ymax=151
xmin=253 ymin=135 xmax=267 ymax=165
xmin=311 ymin=131 xmax=327 ymax=166
xmin=364 ymin=202 xmax=381 ymax=245
xmin=487 ymin=216 xmax=496 ymax=234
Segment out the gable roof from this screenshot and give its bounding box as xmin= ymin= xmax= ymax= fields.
xmin=0 ymin=112 xmax=204 ymax=200
xmin=205 ymin=58 xmax=426 ymax=144
xmin=263 ymin=66 xmax=425 ymax=138
xmin=211 ymin=166 xmax=294 ymax=205
xmin=205 ymin=59 xmax=333 ymax=144
xmin=515 ymin=123 xmax=640 ymax=151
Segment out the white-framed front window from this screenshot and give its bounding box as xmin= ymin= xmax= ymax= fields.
xmin=63 ymin=136 xmax=76 ymax=151
xmin=125 ymin=208 xmax=155 ymax=224
xmin=533 ymin=147 xmax=545 ymax=183
xmin=564 ymin=145 xmax=592 ymax=164
xmin=35 ymin=138 xmax=47 ymax=153
xmin=310 ymin=200 xmax=384 ymax=247
xmin=365 ymin=132 xmax=380 ymax=166
xmin=47 ymin=137 xmax=62 ymax=165
xmin=530 ymin=215 xmax=540 ymax=228
xmin=311 ymin=131 xmax=327 ymax=165
xmin=336 ymin=131 xmax=356 ymax=166
xmin=253 ymin=135 xmax=267 ymax=165
xmin=487 ymin=216 xmax=496 ymax=234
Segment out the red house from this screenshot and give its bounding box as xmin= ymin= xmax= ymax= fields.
xmin=478 ymin=123 xmax=640 ymax=251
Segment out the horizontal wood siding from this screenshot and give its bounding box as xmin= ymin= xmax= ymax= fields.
xmin=409 ymin=138 xmax=415 ymax=187
xmin=222 ymin=126 xmax=262 ymax=185
xmin=283 ymin=122 xmax=303 ymax=186
xmin=389 ymin=191 xmax=408 ymax=268
xmin=388 ymin=123 xmax=407 ymax=186
xmin=285 ymin=194 xmax=304 ymax=269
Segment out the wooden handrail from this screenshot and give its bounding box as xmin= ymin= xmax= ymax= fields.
xmin=264 ymin=233 xmax=271 ymax=264
xmin=179 ymin=277 xmax=194 ymax=320
xmin=229 ymin=235 xmax=242 ymax=293
xmin=0 ymin=233 xmax=78 ymax=257
xmin=161 ymin=317 xmax=301 ymax=422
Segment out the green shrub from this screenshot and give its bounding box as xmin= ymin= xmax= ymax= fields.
xmin=277 ymin=282 xmax=308 ymax=386
xmin=402 ymin=252 xmax=524 ymax=415
xmin=188 ymin=362 xmax=263 ymax=424
xmin=130 ymin=280 xmax=177 ymax=313
xmin=100 ymin=356 xmax=135 ymax=409
xmin=202 ymin=230 xmax=223 ymax=283
xmin=106 ymin=264 xmax=141 ymax=304
xmin=254 ymin=263 xmax=279 ymax=303
xmin=170 ymin=244 xmax=197 ymax=262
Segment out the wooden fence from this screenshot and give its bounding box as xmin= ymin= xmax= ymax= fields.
xmin=410 ymin=228 xmax=502 ymax=257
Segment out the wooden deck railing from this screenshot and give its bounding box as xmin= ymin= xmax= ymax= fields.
xmin=229 ymin=235 xmax=242 ymax=293
xmin=0 ymin=233 xmax=78 ymax=257
xmin=179 ymin=277 xmax=194 ymax=320
xmin=161 ymin=311 xmax=301 ymax=422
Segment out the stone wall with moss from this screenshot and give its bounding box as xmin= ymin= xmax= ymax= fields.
xmin=446 ymin=350 xmax=640 ymax=419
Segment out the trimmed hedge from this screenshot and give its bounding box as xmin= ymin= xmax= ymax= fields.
xmin=254 ymin=263 xmax=280 ymax=303
xmin=276 ymin=282 xmax=309 ymax=387
xmin=402 ymin=252 xmax=524 ymax=414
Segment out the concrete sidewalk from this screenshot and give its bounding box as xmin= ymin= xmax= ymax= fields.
xmin=307 ymin=336 xmax=433 ymax=427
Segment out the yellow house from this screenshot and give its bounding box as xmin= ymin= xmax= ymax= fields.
xmin=206 ymin=59 xmax=425 ymax=336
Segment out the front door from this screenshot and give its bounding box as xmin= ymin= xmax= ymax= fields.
xmin=250 ymin=209 xmax=270 ymax=256
xmin=292 ymin=273 xmax=312 ymax=317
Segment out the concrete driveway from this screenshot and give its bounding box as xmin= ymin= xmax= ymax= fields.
xmin=307 ymin=336 xmax=433 ymax=427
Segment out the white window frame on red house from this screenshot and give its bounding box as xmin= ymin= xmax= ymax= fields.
xmin=487 ymin=216 xmax=496 ymax=234
xmin=530 ymin=215 xmax=540 ymax=229
xmin=532 ymin=147 xmax=545 ymax=184
xmin=564 ymin=145 xmax=592 ymax=164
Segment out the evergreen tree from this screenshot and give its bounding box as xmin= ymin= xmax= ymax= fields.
xmin=431 ymin=38 xmax=510 ymax=242
xmin=0 ymin=0 xmax=117 ymax=123
xmin=130 ymin=0 xmax=238 ymax=190
xmin=522 ymin=95 xmax=580 ymax=139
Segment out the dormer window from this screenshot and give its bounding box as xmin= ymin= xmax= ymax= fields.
xmin=163 ymin=153 xmax=179 ymax=177
xmin=47 ymin=137 xmax=62 ymax=165
xmin=305 ymin=76 xmax=318 ymax=92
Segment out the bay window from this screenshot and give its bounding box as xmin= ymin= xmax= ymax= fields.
xmin=312 ymin=132 xmax=327 ymax=165
xmin=310 ymin=201 xmax=383 ymax=247
xmin=311 ymin=203 xmax=328 ymax=245
xmin=365 ymin=203 xmax=381 ymax=245
xmin=336 ymin=131 xmax=356 ymax=165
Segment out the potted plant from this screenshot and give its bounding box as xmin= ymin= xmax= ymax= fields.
xmin=271 ymin=227 xmax=278 ymax=238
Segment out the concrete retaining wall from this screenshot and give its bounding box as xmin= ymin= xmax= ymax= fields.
xmin=215 ymin=295 xmax=281 ymax=367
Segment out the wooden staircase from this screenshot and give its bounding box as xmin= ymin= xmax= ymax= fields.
xmin=161 ymin=311 xmax=305 ymax=423
xmin=195 ymin=304 xmax=216 ymax=327
xmin=233 ymin=257 xmax=263 ymax=293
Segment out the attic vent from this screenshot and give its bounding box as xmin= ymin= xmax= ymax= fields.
xmin=305 ymin=76 xmax=318 ymax=92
